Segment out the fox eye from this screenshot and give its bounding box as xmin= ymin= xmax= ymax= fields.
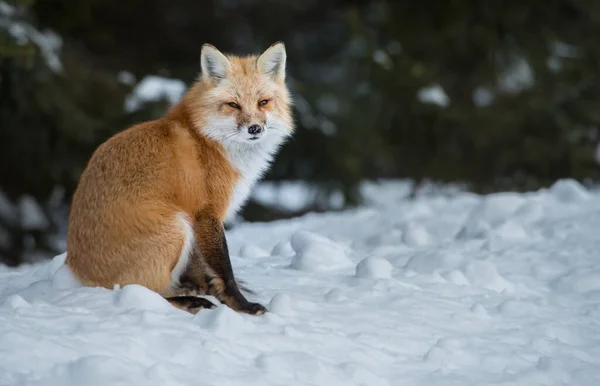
xmin=258 ymin=99 xmax=269 ymax=107
xmin=228 ymin=102 xmax=241 ymax=109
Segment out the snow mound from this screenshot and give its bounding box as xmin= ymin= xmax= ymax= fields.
xmin=324 ymin=288 xmax=346 ymax=303
xmin=551 ymin=269 xmax=600 ymax=294
xmin=255 ymin=351 xmax=341 ymax=385
xmin=496 ymin=299 xmax=535 ymax=315
xmin=456 ymin=192 xmax=526 ymax=239
xmin=404 ymin=249 xmax=465 ymax=274
xmin=422 ymin=337 xmax=477 ymax=368
xmin=461 ymin=260 xmax=514 ymax=293
xmin=365 ymin=228 xmax=404 ymax=247
xmin=0 ymin=294 xmax=31 ymax=310
xmin=355 ymin=257 xmax=393 ymax=279
xmin=512 ymin=199 xmax=545 ymax=224
xmin=269 ymin=293 xmax=293 ymax=315
xmin=194 ymin=305 xmax=254 ymax=338
xmin=469 ymin=302 xmax=489 ymax=317
xmin=51 ymin=264 xmax=82 ymax=290
xmin=271 ymin=240 xmax=295 ymax=257
xmin=289 ymin=231 xmax=353 ymax=272
xmin=442 ymin=269 xmax=470 ymax=286
xmin=482 ymin=219 xmax=532 ymax=251
xmin=239 ymin=244 xmax=269 ymax=258
xmin=488 ymin=219 xmax=530 ymax=241
xmin=338 ymin=362 xmax=390 ymax=386
xmin=402 ymin=223 xmax=431 ymax=246
xmin=423 ymin=345 xmax=447 ymax=364
xmin=549 ymin=179 xmax=590 ymax=203
xmin=58 ymin=355 xmax=147 ymax=386
xmin=113 ymin=285 xmax=172 ymax=312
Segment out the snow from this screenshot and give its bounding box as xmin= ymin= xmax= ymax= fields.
xmin=193 ymin=305 xmax=252 ymax=338
xmin=268 ymin=293 xmax=293 ymax=315
xmin=270 ymin=240 xmax=295 ymax=257
xmin=252 ymin=181 xmax=318 ymax=212
xmin=498 ymin=57 xmax=534 ymax=93
xmin=372 ymin=49 xmax=392 ymax=70
xmin=0 ymin=190 xmax=16 ymax=224
xmin=239 ymin=244 xmax=270 ymax=258
xmin=547 ymin=41 xmax=579 ymax=73
xmin=117 ymin=70 xmax=136 ymax=86
xmin=401 ymin=223 xmax=432 ymax=246
xmin=289 ymin=231 xmax=354 ymax=272
xmin=473 ymin=86 xmax=495 ymax=107
xmin=417 ymin=84 xmax=450 ymax=107
xmin=18 ymin=195 xmax=49 ymax=230
xmin=124 ymin=75 xmax=187 ymax=112
xmin=355 ymin=256 xmax=393 ymax=279
xmin=548 ymin=178 xmax=591 ymax=203
xmin=1 ymin=178 xmax=600 ymax=385
xmin=0 ymin=2 xmax=14 ymax=17
xmin=114 ymin=284 xmax=174 ymax=312
xmin=0 ymin=1 xmax=63 ymax=72
xmin=251 ymin=179 xmax=466 ymax=216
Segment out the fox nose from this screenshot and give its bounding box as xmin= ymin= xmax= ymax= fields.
xmin=248 ymin=124 xmax=263 ymax=135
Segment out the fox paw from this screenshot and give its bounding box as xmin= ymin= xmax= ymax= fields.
xmin=167 ymin=296 xmax=217 ymax=314
xmin=240 ymin=302 xmax=268 ymax=315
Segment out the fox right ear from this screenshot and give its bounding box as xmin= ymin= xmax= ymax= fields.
xmin=200 ymin=44 xmax=231 ymax=83
xmin=257 ymin=41 xmax=286 ymax=81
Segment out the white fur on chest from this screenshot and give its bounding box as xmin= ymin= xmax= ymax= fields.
xmin=223 ymin=137 xmax=283 ymax=219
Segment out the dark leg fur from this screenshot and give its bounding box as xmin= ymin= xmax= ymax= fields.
xmin=193 ymin=210 xmax=266 ymax=315
xmin=179 ymin=270 xmax=254 ymax=296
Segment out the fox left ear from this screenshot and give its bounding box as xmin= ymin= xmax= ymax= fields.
xmin=257 ymin=41 xmax=286 ymax=81
xmin=201 ymin=43 xmax=231 ymax=84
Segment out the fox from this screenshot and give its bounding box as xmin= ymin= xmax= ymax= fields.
xmin=65 ymin=42 xmax=294 ymax=315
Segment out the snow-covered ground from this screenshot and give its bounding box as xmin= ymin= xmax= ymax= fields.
xmin=1 ymin=179 xmax=600 ymax=385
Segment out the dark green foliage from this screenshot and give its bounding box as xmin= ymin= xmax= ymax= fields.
xmin=366 ymin=0 xmax=600 ymax=192
xmin=1 ymin=0 xmax=600 ymax=265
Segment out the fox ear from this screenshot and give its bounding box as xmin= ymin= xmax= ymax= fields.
xmin=200 ymin=44 xmax=231 ymax=83
xmin=257 ymin=41 xmax=286 ymax=81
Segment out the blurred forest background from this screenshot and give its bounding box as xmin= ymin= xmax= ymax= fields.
xmin=1 ymin=0 xmax=600 ymax=266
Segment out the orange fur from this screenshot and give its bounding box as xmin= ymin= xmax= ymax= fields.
xmin=65 ymin=42 xmax=294 ymax=314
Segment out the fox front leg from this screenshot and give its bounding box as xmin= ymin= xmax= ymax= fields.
xmin=193 ymin=209 xmax=267 ymax=315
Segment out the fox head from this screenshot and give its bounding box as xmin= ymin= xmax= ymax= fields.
xmin=188 ymin=42 xmax=294 ymax=146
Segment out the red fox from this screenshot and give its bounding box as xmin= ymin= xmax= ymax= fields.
xmin=65 ymin=42 xmax=294 ymax=315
